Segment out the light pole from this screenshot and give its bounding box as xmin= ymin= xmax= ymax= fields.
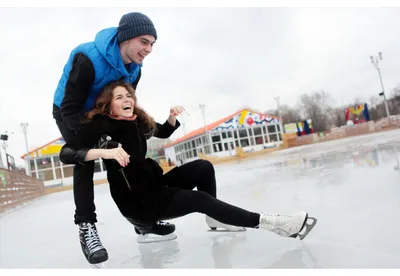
xmin=274 ymin=96 xmax=284 ymax=133
xmin=0 ymin=137 xmax=4 ymax=169
xmin=274 ymin=96 xmax=281 ymax=118
xmin=1 ymin=134 xmax=9 ymax=157
xmin=21 ymin=122 xmax=32 ymax=175
xmin=1 ymin=131 xmax=13 ymax=170
xmin=370 ymin=52 xmax=390 ymax=118
xmin=181 ymin=117 xmax=187 ymax=136
xmin=199 ymin=104 xmax=213 ymax=154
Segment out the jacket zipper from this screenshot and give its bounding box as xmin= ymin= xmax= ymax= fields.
xmin=119 ymin=168 xmax=132 ymax=191
xmin=120 ymin=122 xmax=143 ymax=191
xmin=135 ymin=122 xmax=142 ymax=155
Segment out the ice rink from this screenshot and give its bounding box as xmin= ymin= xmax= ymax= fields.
xmin=1 ymin=130 xmax=400 ymax=269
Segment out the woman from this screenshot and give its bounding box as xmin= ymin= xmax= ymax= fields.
xmin=60 ymin=81 xmax=317 ymax=246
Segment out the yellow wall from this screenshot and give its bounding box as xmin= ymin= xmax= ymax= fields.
xmin=29 ymin=144 xmax=64 ymax=158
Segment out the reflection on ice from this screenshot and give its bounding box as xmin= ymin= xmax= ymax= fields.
xmin=1 ymin=130 xmax=400 ymax=268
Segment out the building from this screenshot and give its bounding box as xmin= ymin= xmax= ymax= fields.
xmin=20 ymin=108 xmax=282 ymax=187
xmin=19 ymin=137 xmax=95 ymax=187
xmin=20 ymin=136 xmax=170 ymax=187
xmin=163 ymin=108 xmax=283 ymax=165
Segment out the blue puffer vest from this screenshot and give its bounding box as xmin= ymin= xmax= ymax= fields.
xmin=53 ymin=27 xmax=141 ymax=111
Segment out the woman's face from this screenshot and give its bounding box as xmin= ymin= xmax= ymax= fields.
xmin=110 ymin=86 xmax=135 ymax=118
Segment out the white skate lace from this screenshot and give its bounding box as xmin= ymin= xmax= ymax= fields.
xmin=81 ymin=223 xmax=104 ymax=253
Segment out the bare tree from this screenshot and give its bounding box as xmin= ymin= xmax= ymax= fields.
xmin=264 ymin=108 xmax=278 ymax=117
xmin=353 ymin=96 xmax=366 ymax=106
xmin=263 ymin=86 xmax=399 ymax=131
xmin=368 ymin=96 xmax=380 ymax=121
xmin=389 ymin=85 xmax=400 ymax=115
xmin=281 ymin=104 xmax=303 ymax=123
xmin=297 ymin=90 xmax=334 ymax=132
xmin=264 ymin=104 xmax=302 ymax=124
xmin=391 ymin=85 xmax=400 ymax=98
xmin=331 ymin=107 xmax=346 ymax=127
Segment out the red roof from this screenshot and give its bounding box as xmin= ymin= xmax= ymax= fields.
xmin=163 ymin=108 xmax=280 ymax=149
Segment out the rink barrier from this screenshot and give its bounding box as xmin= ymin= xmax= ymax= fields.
xmin=43 ymin=178 xmax=108 ymax=195
xmin=0 ymin=169 xmax=44 ymax=213
xmin=287 ymin=115 xmax=400 ymax=147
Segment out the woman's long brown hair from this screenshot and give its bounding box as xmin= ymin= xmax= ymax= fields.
xmin=84 ymin=81 xmax=156 ymax=131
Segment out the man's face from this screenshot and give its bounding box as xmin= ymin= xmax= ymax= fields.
xmin=120 ymin=35 xmax=156 ymax=65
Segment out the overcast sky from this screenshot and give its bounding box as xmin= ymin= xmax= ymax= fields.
xmin=0 ymin=7 xmax=399 ymax=166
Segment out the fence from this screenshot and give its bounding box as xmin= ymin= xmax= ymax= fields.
xmin=0 ymin=168 xmax=44 ymax=213
xmin=283 ymin=115 xmax=400 ymax=148
xmin=286 ymin=115 xmax=400 ymax=147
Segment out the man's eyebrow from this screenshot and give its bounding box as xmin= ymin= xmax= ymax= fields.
xmin=140 ymin=38 xmax=155 ymax=44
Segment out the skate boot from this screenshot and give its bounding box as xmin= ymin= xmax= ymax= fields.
xmin=206 ymin=216 xmax=246 ymax=232
xmin=128 ymin=218 xmax=177 ymax=244
xmin=258 ymin=211 xmax=317 ymax=240
xmin=134 ymin=220 xmax=176 ymax=235
xmin=79 ymin=222 xmax=108 ymax=264
xmin=136 ymin=221 xmax=178 ymax=244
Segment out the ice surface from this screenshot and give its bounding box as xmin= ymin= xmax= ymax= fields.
xmin=1 ymin=130 xmax=400 ymax=268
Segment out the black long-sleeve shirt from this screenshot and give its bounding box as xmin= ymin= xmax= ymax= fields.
xmin=57 ymin=53 xmax=141 ymax=132
xmin=59 ymin=115 xmax=180 ymax=166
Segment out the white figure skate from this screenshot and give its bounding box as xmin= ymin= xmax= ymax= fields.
xmin=259 ymin=211 xmax=317 ymax=240
xmin=206 ymin=216 xmax=246 ymax=232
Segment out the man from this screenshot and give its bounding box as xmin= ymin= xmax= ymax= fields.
xmin=52 ymin=12 xmax=174 ymax=265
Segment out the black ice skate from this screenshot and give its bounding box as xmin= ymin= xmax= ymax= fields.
xmin=79 ymin=222 xmax=108 ymax=264
xmin=136 ymin=221 xmax=177 ymax=244
xmin=125 ymin=217 xmax=177 ymax=244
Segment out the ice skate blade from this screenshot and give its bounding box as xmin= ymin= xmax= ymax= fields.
xmin=297 ymin=217 xmax=318 ymax=240
xmin=90 ymin=262 xmax=106 ymax=269
xmin=136 ymin=233 xmax=177 ymax=244
xmin=207 ymin=228 xmax=246 ymax=233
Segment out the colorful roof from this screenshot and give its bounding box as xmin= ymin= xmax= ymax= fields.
xmin=20 ymin=136 xmax=64 ymax=159
xmin=163 ymin=108 xmax=280 ymax=149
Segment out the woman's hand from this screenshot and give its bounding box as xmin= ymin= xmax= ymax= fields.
xmin=100 ymin=148 xmax=130 ymax=167
xmin=169 ymin=106 xmax=185 ymax=117
xmin=168 ymin=106 xmax=185 ymax=127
